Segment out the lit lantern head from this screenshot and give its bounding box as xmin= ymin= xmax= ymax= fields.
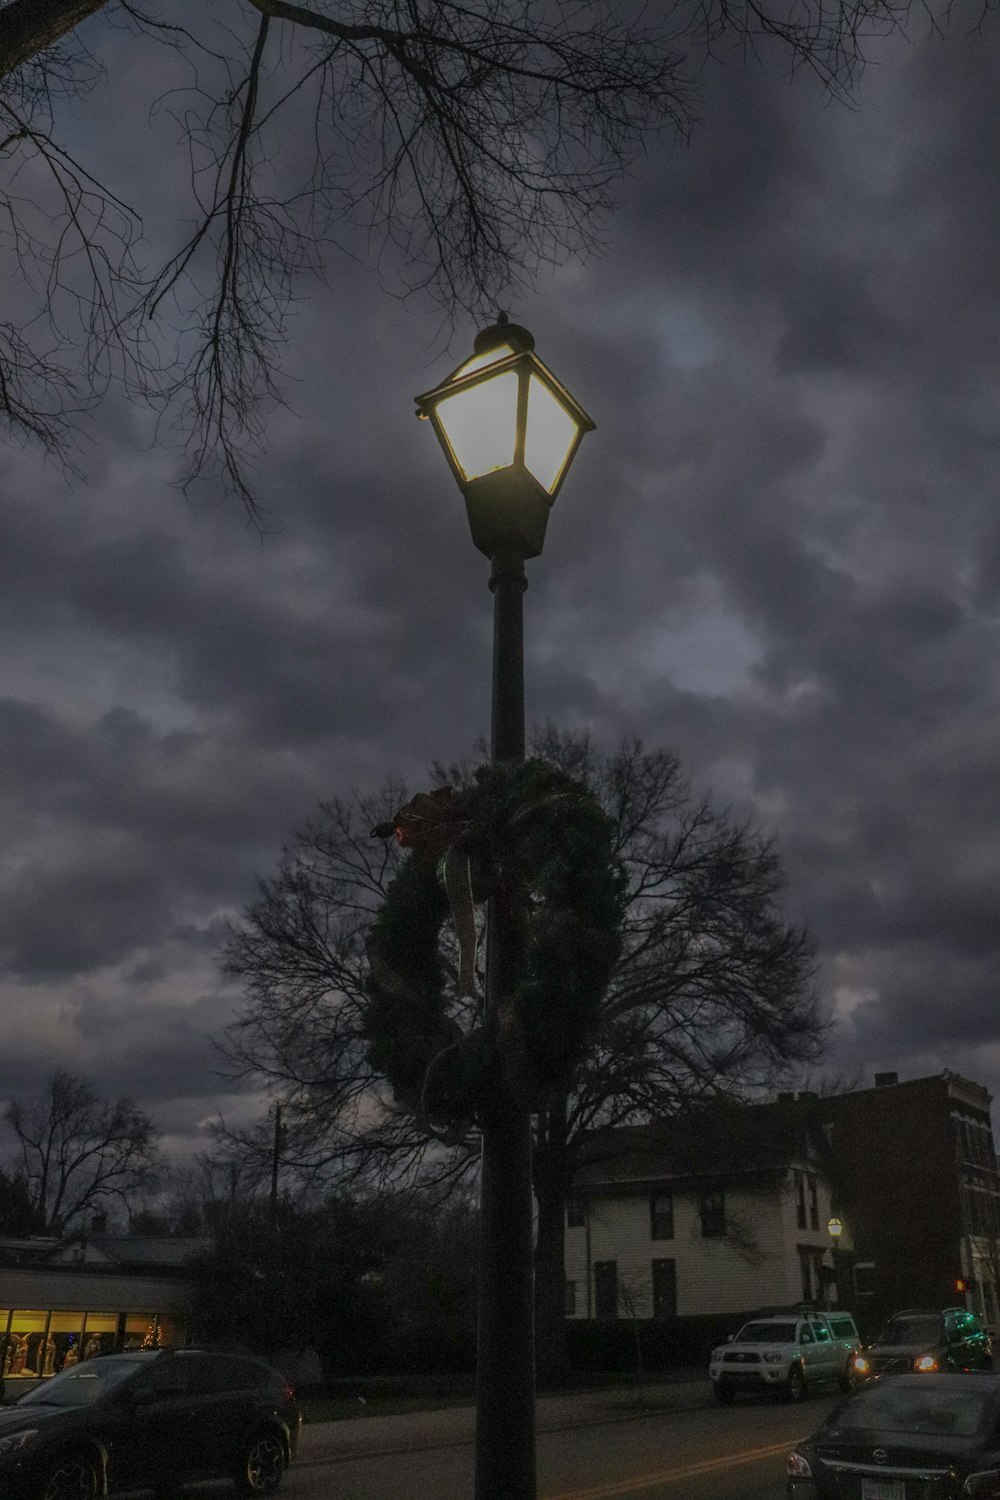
xmin=415 ymin=316 xmax=595 ymax=559
xmin=827 ymin=1216 xmax=844 ymax=1241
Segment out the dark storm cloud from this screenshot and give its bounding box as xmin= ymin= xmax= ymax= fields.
xmin=2 ymin=8 xmax=1000 ymax=1164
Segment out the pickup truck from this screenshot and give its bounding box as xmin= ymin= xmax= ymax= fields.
xmin=709 ymin=1310 xmax=861 ymax=1403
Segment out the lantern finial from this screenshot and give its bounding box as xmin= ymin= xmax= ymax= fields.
xmin=475 ymin=311 xmax=534 ymax=355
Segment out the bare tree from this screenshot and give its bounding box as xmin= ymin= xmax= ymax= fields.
xmin=0 ymin=0 xmax=946 ymax=514
xmin=220 ymin=730 xmax=825 ymax=1378
xmin=3 ymin=1069 xmax=162 ymax=1233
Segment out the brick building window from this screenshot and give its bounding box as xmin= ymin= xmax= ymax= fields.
xmin=795 ymin=1171 xmax=807 ymax=1229
xmin=649 ymin=1192 xmax=674 ymax=1240
xmin=808 ymin=1174 xmax=819 ymax=1231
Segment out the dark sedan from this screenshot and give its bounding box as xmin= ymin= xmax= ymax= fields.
xmin=0 ymin=1347 xmax=300 ymax=1500
xmin=786 ymin=1373 xmax=1000 ymax=1498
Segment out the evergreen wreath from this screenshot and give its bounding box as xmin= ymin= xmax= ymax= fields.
xmin=364 ymin=759 xmax=626 ymax=1132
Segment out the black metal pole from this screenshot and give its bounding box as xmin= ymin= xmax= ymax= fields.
xmin=474 ymin=543 xmax=536 ymax=1500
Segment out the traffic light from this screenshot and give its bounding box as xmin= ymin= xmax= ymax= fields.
xmin=952 ymin=1276 xmax=977 ymax=1294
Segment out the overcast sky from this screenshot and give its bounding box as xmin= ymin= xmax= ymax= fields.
xmin=1 ymin=6 xmax=999 ymax=1176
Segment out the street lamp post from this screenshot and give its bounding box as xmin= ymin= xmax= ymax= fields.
xmin=827 ymin=1216 xmax=844 ymax=1308
xmin=415 ymin=315 xmax=594 ymax=1500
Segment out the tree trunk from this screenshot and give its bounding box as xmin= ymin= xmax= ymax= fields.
xmin=533 ymin=1096 xmax=571 ymax=1386
xmin=0 ymin=0 xmax=109 ymax=81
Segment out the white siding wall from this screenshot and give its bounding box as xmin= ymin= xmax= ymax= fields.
xmin=564 ymin=1165 xmax=854 ymax=1319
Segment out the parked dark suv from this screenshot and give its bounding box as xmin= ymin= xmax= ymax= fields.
xmin=852 ymin=1306 xmax=993 ymax=1380
xmin=0 ymin=1347 xmax=300 ymax=1500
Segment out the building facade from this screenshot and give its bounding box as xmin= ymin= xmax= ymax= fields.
xmin=0 ymin=1235 xmax=208 ymax=1394
xmin=823 ymin=1070 xmax=1000 ymax=1331
xmin=564 ymin=1099 xmax=852 ymax=1322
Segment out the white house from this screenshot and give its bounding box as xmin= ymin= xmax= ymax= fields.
xmin=564 ymin=1098 xmax=854 ymax=1321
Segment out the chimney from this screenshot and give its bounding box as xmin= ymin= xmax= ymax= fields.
xmin=874 ymin=1071 xmax=899 ymax=1089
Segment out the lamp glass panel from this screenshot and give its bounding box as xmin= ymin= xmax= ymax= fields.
xmin=452 ymin=344 xmax=516 ymax=380
xmin=434 ymin=369 xmax=518 ymax=481
xmin=524 ymin=374 xmax=580 ymax=494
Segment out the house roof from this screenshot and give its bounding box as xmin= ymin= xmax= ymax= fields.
xmin=572 ymin=1097 xmax=831 ymax=1192
xmin=0 ymin=1235 xmax=211 ymax=1273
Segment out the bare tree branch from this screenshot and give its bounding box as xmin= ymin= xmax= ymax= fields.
xmin=0 ymin=0 xmax=954 ymax=514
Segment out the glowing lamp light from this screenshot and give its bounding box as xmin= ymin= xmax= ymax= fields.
xmin=827 ymin=1216 xmax=844 ymax=1240
xmin=415 ymin=316 xmax=595 ymax=559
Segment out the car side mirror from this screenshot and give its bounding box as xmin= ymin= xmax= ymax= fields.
xmin=725 ymin=1334 xmax=734 ymax=1343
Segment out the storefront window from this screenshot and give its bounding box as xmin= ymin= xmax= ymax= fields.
xmin=1 ymin=1308 xmax=184 ymax=1377
xmin=4 ymin=1310 xmax=49 ymax=1380
xmin=122 ymin=1313 xmax=176 ymax=1350
xmin=81 ymin=1313 xmax=117 ymax=1361
xmin=48 ymin=1311 xmax=86 ymax=1373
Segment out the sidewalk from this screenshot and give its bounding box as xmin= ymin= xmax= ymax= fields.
xmin=297 ymin=1373 xmax=714 ymax=1465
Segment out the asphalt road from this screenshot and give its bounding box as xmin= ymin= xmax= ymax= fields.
xmin=287 ymin=1388 xmax=841 ymax=1500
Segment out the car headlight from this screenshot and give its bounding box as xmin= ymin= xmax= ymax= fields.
xmin=787 ymin=1451 xmax=813 ymax=1478
xmin=710 ymin=1348 xmax=725 ymax=1361
xmin=914 ymin=1354 xmax=939 ymax=1372
xmin=853 ymin=1355 xmax=869 ymax=1373
xmin=0 ymin=1429 xmax=39 ymax=1459
xmin=762 ymin=1352 xmax=784 ymax=1363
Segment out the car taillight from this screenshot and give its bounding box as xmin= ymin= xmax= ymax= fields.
xmin=282 ymin=1383 xmax=296 ymax=1404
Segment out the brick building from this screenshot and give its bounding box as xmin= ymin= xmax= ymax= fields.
xmin=822 ymin=1070 xmax=1000 ymax=1332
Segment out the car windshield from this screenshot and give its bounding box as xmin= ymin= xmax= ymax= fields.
xmin=877 ymin=1316 xmax=943 ymax=1346
xmin=16 ymin=1357 xmax=148 ymax=1408
xmin=735 ymin=1322 xmax=796 ymax=1342
xmin=834 ymin=1384 xmax=990 ymax=1438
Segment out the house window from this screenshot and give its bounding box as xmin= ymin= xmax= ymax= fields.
xmin=593 ymin=1261 xmax=618 ymax=1319
xmin=651 ymin=1259 xmax=677 ymax=1319
xmin=564 ymin=1280 xmax=577 ymax=1316
xmin=699 ymin=1190 xmax=725 ymax=1238
xmin=795 ymin=1171 xmax=807 ymax=1229
xmin=566 ymin=1198 xmax=585 ymax=1228
xmin=808 ymin=1175 xmax=819 ymax=1231
xmin=649 ymin=1192 xmax=674 ymax=1240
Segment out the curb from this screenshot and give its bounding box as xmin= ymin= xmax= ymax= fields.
xmin=298 ymin=1380 xmax=715 ymax=1466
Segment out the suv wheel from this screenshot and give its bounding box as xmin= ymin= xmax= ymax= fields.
xmin=712 ymin=1381 xmax=735 ymax=1404
xmin=784 ymin=1365 xmax=806 ymax=1403
xmin=838 ymin=1366 xmax=856 ymax=1393
xmin=234 ymin=1431 xmax=286 ymax=1494
xmin=41 ymin=1452 xmax=99 ymax=1500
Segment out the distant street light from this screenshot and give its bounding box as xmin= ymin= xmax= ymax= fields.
xmin=416 ymin=314 xmax=594 ymax=1500
xmin=827 ymin=1216 xmax=844 ymax=1242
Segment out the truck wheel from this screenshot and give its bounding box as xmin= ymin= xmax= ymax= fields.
xmin=784 ymin=1365 xmax=806 ymax=1403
